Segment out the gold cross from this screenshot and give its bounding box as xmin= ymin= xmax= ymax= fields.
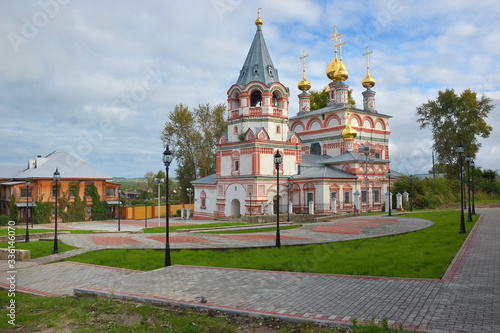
xmin=300 ymin=50 xmax=309 ymax=76
xmin=336 ymin=34 xmax=346 ymax=60
xmin=328 ymin=26 xmax=341 ymax=53
xmin=363 ymin=46 xmax=373 ymax=69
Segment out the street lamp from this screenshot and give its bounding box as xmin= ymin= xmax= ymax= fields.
xmin=359 ymin=144 xmax=375 ymax=216
xmin=386 ymin=169 xmax=392 ymax=216
xmin=471 ymin=159 xmax=476 ymax=215
xmin=249 ymin=192 xmax=252 ymax=217
xmin=53 ymin=168 xmax=61 ymax=254
xmin=457 ymin=142 xmax=466 ymax=233
xmin=117 ymin=188 xmax=122 ymax=231
xmin=409 ymin=175 xmax=413 ymax=212
xmin=187 ymin=188 xmax=193 ymax=205
xmin=274 ymin=150 xmax=282 ymax=248
xmin=154 ymin=178 xmax=164 ymax=227
xmin=163 ymin=146 xmax=173 ymax=266
xmin=465 ymin=153 xmax=472 ymax=222
xmin=287 ymin=183 xmax=291 ymax=222
xmin=144 ymin=198 xmax=148 ymax=228
xmin=25 ymin=178 xmax=31 ymax=242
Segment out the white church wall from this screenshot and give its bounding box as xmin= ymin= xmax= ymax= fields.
xmin=240 ymin=154 xmax=252 ymax=175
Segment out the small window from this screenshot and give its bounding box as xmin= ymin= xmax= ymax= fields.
xmin=106 ymin=188 xmax=115 ymax=197
xmin=276 ymin=125 xmax=281 ymax=134
xmin=21 ymin=189 xmax=32 ymax=197
xmin=201 ymin=199 xmax=206 ymax=208
xmin=85 ymin=206 xmax=92 ymax=216
xmin=331 ymin=192 xmax=337 ymax=200
xmin=235 ymin=161 xmax=239 ymax=171
xmin=52 ymin=185 xmax=60 ymax=198
xmin=70 ymin=188 xmax=76 ymax=198
xmin=344 ymin=191 xmax=350 ymax=204
xmin=374 ymin=190 xmax=380 ymax=202
xmin=86 ymin=185 xmax=92 ymax=197
xmin=233 ymin=126 xmax=238 ymax=134
xmin=361 ymin=190 xmax=367 ymax=203
xmin=375 ymin=153 xmax=380 ymax=159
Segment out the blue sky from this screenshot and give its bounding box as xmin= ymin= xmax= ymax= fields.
xmin=1 ymin=0 xmax=499 ymax=178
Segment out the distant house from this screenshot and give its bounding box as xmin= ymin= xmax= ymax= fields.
xmin=0 ymin=152 xmax=121 ymax=222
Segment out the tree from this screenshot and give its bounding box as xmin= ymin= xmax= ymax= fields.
xmin=87 ymin=183 xmax=109 ymax=220
xmin=310 ymin=87 xmax=356 ymax=111
xmin=161 ymin=103 xmax=227 ymax=202
xmin=416 ymin=88 xmax=493 ymax=179
xmin=10 ymin=195 xmax=18 ymax=223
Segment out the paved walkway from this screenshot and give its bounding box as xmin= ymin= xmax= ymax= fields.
xmin=1 ymin=211 xmax=499 ymax=332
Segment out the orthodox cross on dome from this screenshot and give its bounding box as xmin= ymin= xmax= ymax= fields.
xmin=328 ymin=26 xmax=341 ymax=55
xmin=363 ymin=46 xmax=373 ymax=70
xmin=300 ymin=50 xmax=309 ymax=78
xmin=336 ymin=34 xmax=346 ymax=61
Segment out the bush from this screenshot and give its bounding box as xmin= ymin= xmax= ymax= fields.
xmin=0 ymin=215 xmax=11 ymax=226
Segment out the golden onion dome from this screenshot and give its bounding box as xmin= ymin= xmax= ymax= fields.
xmin=255 ymin=9 xmax=263 ymax=27
xmin=334 ymin=60 xmax=348 ymax=82
xmin=326 ymin=55 xmax=339 ymax=80
xmin=362 ymin=69 xmax=375 ymax=88
xmin=341 ymin=112 xmax=357 ymax=141
xmin=298 ymin=77 xmax=311 ymax=91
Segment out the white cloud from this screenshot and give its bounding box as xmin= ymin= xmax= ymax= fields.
xmin=0 ymin=0 xmax=499 ymax=177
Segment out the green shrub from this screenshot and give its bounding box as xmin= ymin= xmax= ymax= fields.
xmin=9 ymin=195 xmax=18 ymax=223
xmin=34 ymin=194 xmax=53 ymax=224
xmin=0 ymin=215 xmax=11 ymax=226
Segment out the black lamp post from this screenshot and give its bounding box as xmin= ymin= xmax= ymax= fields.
xmin=274 ymin=150 xmax=282 ymax=248
xmin=25 ymin=178 xmax=31 ymax=242
xmin=409 ymin=174 xmax=413 ymax=212
xmin=287 ymin=183 xmax=291 ymax=222
xmin=458 ymin=142 xmax=466 ymax=233
xmin=471 ymin=159 xmax=476 ymax=215
xmin=118 ymin=188 xmax=122 ymax=231
xmin=359 ymin=144 xmax=375 ymax=216
xmin=249 ymin=192 xmax=252 ymax=217
xmin=53 ymin=168 xmax=61 ymax=254
xmin=465 ymin=153 xmax=472 ymax=222
xmin=187 ymin=188 xmax=193 ymax=205
xmin=163 ymin=146 xmax=173 ymax=266
xmin=144 ymin=198 xmax=148 ymax=228
xmin=386 ymin=169 xmax=392 ymax=216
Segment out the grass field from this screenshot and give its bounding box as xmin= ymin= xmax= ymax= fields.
xmin=0 ymin=228 xmax=99 ymax=236
xmin=0 ymin=291 xmax=414 ymax=332
xmin=143 ymin=222 xmax=247 ymax=233
xmin=63 ymin=210 xmax=478 ymax=278
xmin=0 ymin=241 xmax=77 ymax=259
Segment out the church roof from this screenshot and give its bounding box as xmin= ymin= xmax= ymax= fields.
xmin=290 ymin=165 xmax=357 ymax=180
xmin=235 ymin=24 xmax=279 ymax=87
xmin=289 ymin=104 xmax=392 ymax=120
xmin=191 ymin=173 xmax=217 ymax=184
xmin=322 ymin=150 xmax=387 ymax=164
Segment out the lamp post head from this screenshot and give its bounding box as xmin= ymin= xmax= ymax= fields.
xmin=274 ymin=150 xmax=282 ymax=165
xmin=457 ymin=141 xmax=464 ymax=154
xmin=53 ymin=168 xmax=61 ymax=181
xmin=470 ymin=159 xmax=475 ymax=167
xmin=363 ymin=144 xmax=370 ymax=152
xmin=465 ymin=153 xmax=471 ymax=163
xmin=386 ymin=170 xmax=391 ymax=179
xmin=25 ymin=178 xmax=31 ymax=187
xmin=163 ymin=146 xmax=173 ymax=166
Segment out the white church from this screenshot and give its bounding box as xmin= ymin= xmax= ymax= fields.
xmin=192 ymin=13 xmax=392 ymax=220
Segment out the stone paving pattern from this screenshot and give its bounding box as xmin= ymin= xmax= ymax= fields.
xmin=1 ymin=210 xmax=499 ymax=332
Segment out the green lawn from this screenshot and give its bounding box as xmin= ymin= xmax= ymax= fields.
xmin=0 ymin=228 xmax=99 ymax=236
xmin=0 ymin=241 xmax=78 ymax=259
xmin=0 ymin=291 xmax=410 ymax=332
xmin=64 ymin=210 xmax=478 ymax=279
xmin=143 ymin=222 xmax=247 ymax=233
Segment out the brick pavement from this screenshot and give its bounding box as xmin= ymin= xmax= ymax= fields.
xmin=1 ymin=211 xmax=499 ymax=332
